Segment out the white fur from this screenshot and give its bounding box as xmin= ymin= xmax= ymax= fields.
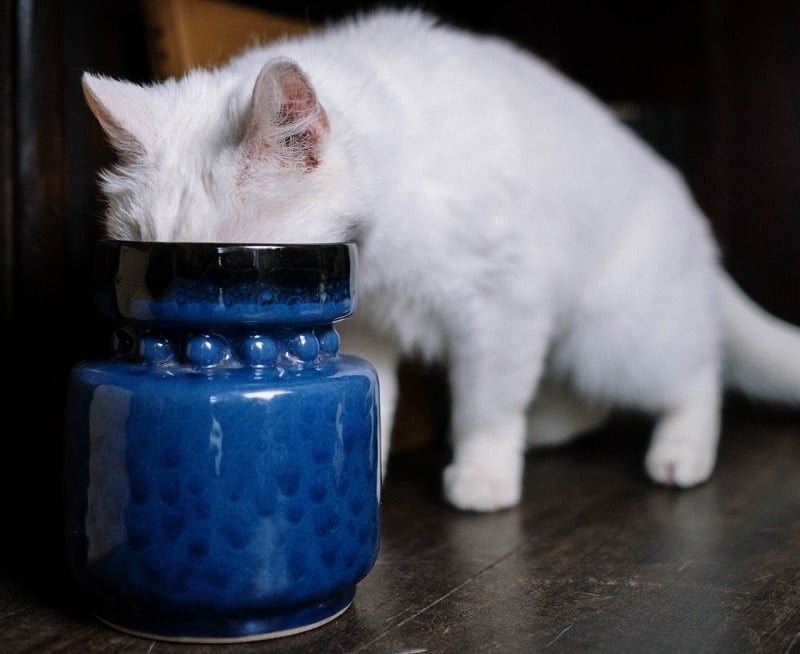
xmin=82 ymin=9 xmax=800 ymax=512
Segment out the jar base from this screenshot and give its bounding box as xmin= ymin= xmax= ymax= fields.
xmin=93 ymin=590 xmax=354 ymax=643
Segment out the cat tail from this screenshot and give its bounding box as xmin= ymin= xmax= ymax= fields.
xmin=719 ymin=269 xmax=800 ymax=404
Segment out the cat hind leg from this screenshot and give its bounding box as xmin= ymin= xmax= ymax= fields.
xmin=644 ymin=369 xmax=722 ymax=487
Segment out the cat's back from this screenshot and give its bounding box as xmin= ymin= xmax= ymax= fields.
xmin=227 ymin=8 xmax=691 ymax=258
xmin=232 ymin=9 xmax=641 ymax=178
xmin=233 ymin=9 xmax=595 ymax=119
xmin=243 ymin=10 xmax=485 ymax=69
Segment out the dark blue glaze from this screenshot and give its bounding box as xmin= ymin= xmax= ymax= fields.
xmin=94 ymin=241 xmax=357 ymax=327
xmin=64 ymin=242 xmax=380 ymax=642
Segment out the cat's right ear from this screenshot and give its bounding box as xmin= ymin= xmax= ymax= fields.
xmin=242 ymin=58 xmax=330 ymax=170
xmin=81 ymin=73 xmax=154 ymax=160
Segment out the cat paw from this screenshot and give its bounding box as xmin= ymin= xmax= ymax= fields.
xmin=645 ymin=441 xmax=715 ymax=488
xmin=443 ymin=462 xmax=521 ymax=512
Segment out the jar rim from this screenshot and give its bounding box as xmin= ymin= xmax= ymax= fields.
xmin=94 ymin=240 xmax=358 ymax=327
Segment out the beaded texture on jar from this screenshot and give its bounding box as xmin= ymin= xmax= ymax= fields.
xmin=64 ymin=241 xmax=381 ymax=643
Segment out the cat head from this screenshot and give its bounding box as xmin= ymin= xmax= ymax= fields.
xmin=82 ymin=58 xmax=366 ymax=243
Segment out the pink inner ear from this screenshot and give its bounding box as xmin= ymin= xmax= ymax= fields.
xmin=245 ymin=58 xmax=330 ymax=169
xmin=272 ymin=62 xmax=325 ymax=125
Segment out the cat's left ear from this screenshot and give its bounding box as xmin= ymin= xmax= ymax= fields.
xmin=82 ymin=73 xmax=156 ymax=160
xmin=243 ymin=58 xmax=330 ymax=169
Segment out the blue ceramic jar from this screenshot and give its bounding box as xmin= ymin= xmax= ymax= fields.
xmin=64 ymin=241 xmax=381 ymax=642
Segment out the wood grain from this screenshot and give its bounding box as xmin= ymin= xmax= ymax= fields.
xmin=2 ymin=406 xmax=798 ymax=652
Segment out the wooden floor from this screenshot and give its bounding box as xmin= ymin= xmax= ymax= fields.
xmin=2 ymin=401 xmax=799 ymax=653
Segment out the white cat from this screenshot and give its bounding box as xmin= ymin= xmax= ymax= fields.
xmin=82 ymin=9 xmax=800 ymax=512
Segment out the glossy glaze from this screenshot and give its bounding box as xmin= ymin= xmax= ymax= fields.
xmin=64 ymin=241 xmax=380 ymax=642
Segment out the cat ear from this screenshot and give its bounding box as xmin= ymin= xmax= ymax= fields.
xmin=81 ymin=72 xmax=155 ymax=159
xmin=243 ymin=58 xmax=330 ymax=169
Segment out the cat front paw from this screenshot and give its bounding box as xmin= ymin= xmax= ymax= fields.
xmin=645 ymin=440 xmax=716 ymax=488
xmin=443 ymin=461 xmax=522 ymax=512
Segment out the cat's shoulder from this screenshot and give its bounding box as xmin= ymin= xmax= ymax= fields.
xmin=281 ymin=7 xmax=466 ymax=52
xmin=332 ymin=7 xmax=442 ymax=36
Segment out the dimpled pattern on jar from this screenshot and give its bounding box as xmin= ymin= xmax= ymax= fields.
xmin=64 ymin=242 xmax=381 ymax=643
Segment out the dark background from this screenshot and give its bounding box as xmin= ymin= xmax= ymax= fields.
xmin=2 ymin=0 xmax=799 ymax=601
